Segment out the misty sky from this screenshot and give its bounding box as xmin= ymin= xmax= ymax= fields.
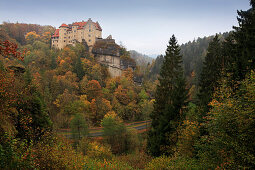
xmin=0 ymin=0 xmax=250 ymax=56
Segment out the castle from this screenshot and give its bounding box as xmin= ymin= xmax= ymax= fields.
xmin=51 ymin=18 xmax=102 ymax=49
xmin=52 ymin=19 xmax=136 ymax=78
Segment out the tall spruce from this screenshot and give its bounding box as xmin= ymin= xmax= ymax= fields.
xmin=226 ymin=0 xmax=255 ymax=82
xmin=147 ymin=35 xmax=187 ymax=156
xmin=73 ymin=55 xmax=85 ymax=80
xmin=197 ymin=35 xmax=223 ymax=115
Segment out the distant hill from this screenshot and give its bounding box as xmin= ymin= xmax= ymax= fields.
xmin=129 ymin=50 xmax=153 ymax=66
xmin=148 ymin=32 xmax=230 ymax=82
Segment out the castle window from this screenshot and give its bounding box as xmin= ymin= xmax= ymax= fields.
xmin=89 ymin=39 xmax=91 ymax=42
xmin=89 ymin=34 xmax=91 ymax=37
xmin=74 ymin=30 xmax=76 ymax=32
xmin=64 ymin=40 xmax=66 ymax=42
xmin=89 ymin=29 xmax=91 ymax=32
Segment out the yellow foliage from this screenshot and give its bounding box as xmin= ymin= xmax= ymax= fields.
xmin=177 ymin=119 xmax=200 ymax=157
xmin=53 ymin=99 xmax=60 ymax=107
xmin=25 ymin=31 xmax=40 ymax=43
xmin=86 ymin=141 xmax=113 ymax=160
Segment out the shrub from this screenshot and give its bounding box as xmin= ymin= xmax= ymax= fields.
xmin=85 ymin=141 xmax=113 ymax=160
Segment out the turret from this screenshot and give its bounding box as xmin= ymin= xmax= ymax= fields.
xmin=58 ymin=23 xmax=69 ymax=49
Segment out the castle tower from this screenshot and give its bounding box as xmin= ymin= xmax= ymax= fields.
xmin=58 ymin=24 xmax=68 ymax=49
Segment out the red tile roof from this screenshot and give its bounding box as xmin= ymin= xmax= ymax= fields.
xmin=60 ymin=23 xmax=69 ymax=27
xmin=73 ymin=21 xmax=87 ymax=27
xmin=72 ymin=21 xmax=102 ymax=31
xmin=52 ymin=29 xmax=59 ymax=38
xmin=95 ymin=22 xmax=102 ymax=31
xmin=52 ymin=20 xmax=102 ymax=38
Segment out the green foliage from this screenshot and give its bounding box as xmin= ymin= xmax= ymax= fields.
xmin=101 ymin=112 xmax=127 ymax=154
xmin=227 ymin=1 xmax=255 ymax=82
xmin=176 ymin=103 xmax=200 ymax=158
xmin=145 ymin=155 xmax=201 ymax=169
xmin=197 ymin=34 xmax=224 ymax=119
xmin=0 ymin=133 xmax=34 ymax=169
xmin=116 ymin=151 xmax=152 ymax=169
xmin=196 ymin=71 xmax=255 ymax=169
xmin=83 ymin=157 xmax=134 ymax=170
xmin=73 ymin=55 xmax=85 ymax=80
xmin=147 ymin=35 xmax=188 ymax=156
xmin=101 ymin=112 xmax=139 ymax=154
xmin=85 ymin=141 xmax=113 ymax=160
xmin=70 ymin=113 xmax=88 ymax=140
xmin=138 ymin=88 xmax=149 ymax=101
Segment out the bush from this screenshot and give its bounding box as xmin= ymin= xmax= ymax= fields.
xmin=145 ymin=155 xmax=201 ymax=169
xmin=84 ymin=157 xmax=134 ymax=170
xmin=0 ymin=133 xmax=34 ymax=169
xmin=85 ymin=141 xmax=113 ymax=160
xmin=116 ymin=151 xmax=152 ymax=169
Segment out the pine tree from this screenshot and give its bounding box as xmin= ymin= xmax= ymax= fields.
xmin=71 ymin=113 xmax=88 ymax=140
xmin=73 ymin=55 xmax=85 ymax=80
xmin=197 ymin=35 xmax=223 ymax=115
xmin=227 ymin=0 xmax=255 ymax=82
xmin=147 ymin=35 xmax=187 ymax=156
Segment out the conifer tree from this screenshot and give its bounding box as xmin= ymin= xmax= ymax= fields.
xmin=197 ymin=35 xmax=223 ymax=115
xmin=71 ymin=113 xmax=88 ymax=140
xmin=73 ymin=55 xmax=85 ymax=80
xmin=226 ymin=0 xmax=255 ymax=82
xmin=147 ymin=35 xmax=187 ymax=156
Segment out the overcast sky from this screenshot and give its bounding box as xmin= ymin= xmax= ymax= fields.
xmin=0 ymin=0 xmax=250 ymax=56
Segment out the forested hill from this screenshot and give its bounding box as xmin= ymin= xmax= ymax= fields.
xmin=0 ymin=22 xmax=55 ymax=45
xmin=129 ymin=50 xmax=153 ymax=66
xmin=180 ymin=32 xmax=229 ymax=79
xmin=148 ymin=32 xmax=229 ymax=82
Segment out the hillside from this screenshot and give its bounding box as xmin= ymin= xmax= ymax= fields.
xmin=129 ymin=50 xmax=153 ymax=66
xmin=148 ymin=32 xmax=230 ymax=83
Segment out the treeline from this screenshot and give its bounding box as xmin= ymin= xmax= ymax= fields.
xmin=147 ymin=1 xmax=255 ymax=169
xmin=0 ymin=22 xmax=55 ymax=45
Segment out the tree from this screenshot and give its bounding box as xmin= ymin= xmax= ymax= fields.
xmin=25 ymin=31 xmax=40 ymax=44
xmin=101 ymin=111 xmax=127 ymax=154
xmin=86 ymin=80 xmax=102 ymax=100
xmin=0 ymin=40 xmax=24 ymax=135
xmin=73 ymin=55 xmax=84 ymax=80
xmin=70 ymin=113 xmax=88 ymax=140
xmin=197 ymin=35 xmax=223 ymax=117
xmin=41 ymin=31 xmax=51 ymax=44
xmin=90 ymin=98 xmax=112 ymax=125
xmin=147 ymin=35 xmax=187 ymax=156
xmin=225 ymin=0 xmax=255 ymax=82
xmin=197 ymin=71 xmax=255 ymax=169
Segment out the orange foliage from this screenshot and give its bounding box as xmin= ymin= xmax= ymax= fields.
xmin=90 ymin=98 xmax=112 ymax=125
xmin=122 ymin=68 xmax=134 ymax=81
xmin=25 ymin=31 xmax=40 ymax=44
xmin=86 ymin=80 xmax=102 ymax=100
xmin=41 ymin=31 xmax=51 ymax=43
xmin=114 ymin=85 xmax=130 ymax=105
xmin=0 ymin=40 xmax=24 ymax=134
